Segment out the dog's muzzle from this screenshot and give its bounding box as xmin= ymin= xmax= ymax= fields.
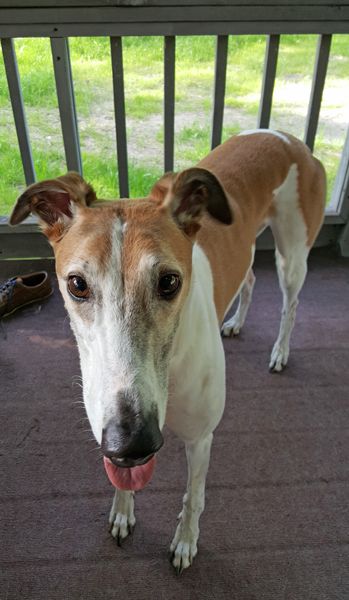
xmin=101 ymin=410 xmax=164 ymax=465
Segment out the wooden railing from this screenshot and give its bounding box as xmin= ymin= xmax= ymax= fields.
xmin=1 ymin=1 xmax=349 ymax=257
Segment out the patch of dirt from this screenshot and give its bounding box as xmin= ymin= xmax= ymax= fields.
xmin=2 ymin=96 xmax=349 ymax=173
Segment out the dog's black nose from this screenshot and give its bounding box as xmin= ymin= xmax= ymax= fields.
xmin=101 ymin=412 xmax=163 ymax=464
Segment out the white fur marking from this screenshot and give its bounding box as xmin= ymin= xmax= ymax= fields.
xmin=167 ymin=244 xmax=226 ymax=570
xmin=238 ymin=129 xmax=291 ymax=145
xmin=76 ymin=217 xmax=125 ymax=442
xmin=109 ymin=489 xmax=135 ymax=541
xmin=170 ymin=433 xmax=212 ymax=571
xmin=272 ymin=164 xmax=307 ymax=252
xmin=269 ymin=163 xmax=308 ymax=371
xmin=168 ymin=244 xmax=225 ymax=440
xmin=137 ymin=253 xmax=159 ymax=274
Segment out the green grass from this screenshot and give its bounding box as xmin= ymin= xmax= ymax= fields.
xmin=172 ymin=122 xmax=241 ymax=163
xmin=82 ymin=154 xmax=162 ymax=200
xmin=1 ymin=34 xmax=349 ymax=215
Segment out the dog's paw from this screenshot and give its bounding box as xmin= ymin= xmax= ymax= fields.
xmin=109 ymin=490 xmax=136 ymax=545
xmin=269 ymin=344 xmax=288 ymax=372
xmin=170 ymin=521 xmax=198 ymax=574
xmin=110 ymin=511 xmax=136 ymax=544
xmin=221 ymin=316 xmax=242 ymax=337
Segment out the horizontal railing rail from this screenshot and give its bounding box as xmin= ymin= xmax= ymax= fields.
xmin=1 ymin=1 xmax=349 ymax=257
xmin=1 ymin=2 xmax=349 ymax=37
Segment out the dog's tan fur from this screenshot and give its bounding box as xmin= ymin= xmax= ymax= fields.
xmin=150 ymin=131 xmax=326 ymax=321
xmin=11 ymin=133 xmax=325 ymax=326
xmin=10 ymin=130 xmax=326 ymax=572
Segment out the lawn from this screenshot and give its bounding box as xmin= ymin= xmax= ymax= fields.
xmin=1 ymin=34 xmax=349 ymax=215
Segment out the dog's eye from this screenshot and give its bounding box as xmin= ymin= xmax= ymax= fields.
xmin=158 ymin=273 xmax=181 ymax=300
xmin=67 ymin=275 xmax=90 ymax=300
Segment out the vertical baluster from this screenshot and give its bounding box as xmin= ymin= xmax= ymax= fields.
xmin=211 ymin=35 xmax=228 ymax=149
xmin=110 ymin=36 xmax=129 ymax=198
xmin=331 ymin=125 xmax=349 ymax=215
xmin=1 ymin=38 xmax=35 ymax=185
xmin=51 ymin=37 xmax=82 ymax=173
xmin=338 ymin=128 xmax=349 ymax=255
xmin=258 ymin=34 xmax=280 ymax=129
xmin=304 ymin=34 xmax=332 ymax=151
xmin=164 ymin=36 xmax=175 ymax=172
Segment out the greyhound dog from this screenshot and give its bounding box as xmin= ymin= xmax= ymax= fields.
xmin=10 ymin=130 xmax=325 ymax=572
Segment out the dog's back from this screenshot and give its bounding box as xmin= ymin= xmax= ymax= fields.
xmin=195 ymin=130 xmax=325 ymax=323
xmin=196 ymin=129 xmax=325 ymax=372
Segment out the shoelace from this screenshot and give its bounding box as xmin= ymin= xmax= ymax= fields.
xmin=0 ymin=278 xmax=17 ymax=304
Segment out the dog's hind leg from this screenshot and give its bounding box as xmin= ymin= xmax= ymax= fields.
xmin=109 ymin=489 xmax=135 ymax=544
xmin=269 ymin=164 xmax=309 ymax=372
xmin=221 ymin=267 xmax=256 ymax=336
xmin=170 ymin=433 xmax=213 ymax=573
xmin=269 ymin=246 xmax=308 ymax=372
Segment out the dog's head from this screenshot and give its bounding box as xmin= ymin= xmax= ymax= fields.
xmin=11 ymin=170 xmax=232 ymax=483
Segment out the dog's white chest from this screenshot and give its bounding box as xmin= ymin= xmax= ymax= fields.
xmin=166 ymin=245 xmax=226 ymax=441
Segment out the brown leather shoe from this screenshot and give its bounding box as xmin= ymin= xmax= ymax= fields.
xmin=0 ymin=271 xmax=53 ymax=318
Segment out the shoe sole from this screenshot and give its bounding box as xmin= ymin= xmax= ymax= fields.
xmin=1 ymin=290 xmax=54 ymax=319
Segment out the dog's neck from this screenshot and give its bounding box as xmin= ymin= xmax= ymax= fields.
xmin=166 ymin=243 xmax=225 ymax=438
xmin=170 ymin=243 xmax=216 ymax=357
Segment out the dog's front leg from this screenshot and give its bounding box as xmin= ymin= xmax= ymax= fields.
xmin=109 ymin=489 xmax=135 ymax=544
xmin=170 ymin=432 xmax=213 ymax=573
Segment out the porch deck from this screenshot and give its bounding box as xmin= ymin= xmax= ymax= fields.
xmin=1 ymin=248 xmax=349 ymax=599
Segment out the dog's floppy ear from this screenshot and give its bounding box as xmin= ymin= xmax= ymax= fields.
xmin=10 ymin=172 xmax=97 ymax=242
xmin=158 ymin=167 xmax=233 ymax=236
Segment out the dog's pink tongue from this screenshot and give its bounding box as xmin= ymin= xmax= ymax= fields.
xmin=103 ymin=456 xmax=156 ymax=491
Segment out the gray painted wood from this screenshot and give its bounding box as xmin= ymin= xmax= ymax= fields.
xmin=2 ymin=21 xmax=349 ymax=38
xmin=0 ymin=215 xmax=38 ymax=230
xmin=1 ymin=5 xmax=349 ymax=39
xmin=327 ymin=126 xmax=349 ymax=216
xmin=337 ymin=129 xmax=349 ymax=255
xmin=0 ymin=258 xmax=55 ymax=281
xmin=5 ymin=1 xmax=349 ymax=7
xmin=164 ymin=35 xmax=175 ymax=172
xmin=338 ymin=219 xmax=349 ymax=256
xmin=339 ymin=151 xmax=349 ymax=222
xmin=50 ymin=37 xmax=82 ymax=173
xmin=0 ymin=221 xmax=342 ymax=260
xmin=8 ymin=1 xmax=349 ymax=7
xmin=0 ymin=232 xmax=53 ymax=259
xmin=211 ymin=35 xmax=228 ymax=149
xmin=304 ymin=34 xmax=332 ymax=152
xmin=257 ymin=34 xmax=280 ymax=129
xmin=255 ymin=223 xmax=341 ymax=251
xmin=110 ymin=36 xmax=129 ymax=197
xmin=1 ymin=2 xmax=349 ymax=253
xmin=332 ymin=125 xmax=349 ymax=256
xmin=1 ymin=38 xmax=35 ymax=185
xmin=2 ymin=6 xmax=349 ymax=24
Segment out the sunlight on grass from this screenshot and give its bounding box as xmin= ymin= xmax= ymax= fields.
xmin=11 ymin=39 xmax=58 ymax=108
xmin=176 ymin=123 xmax=212 ymax=165
xmin=271 ymin=35 xmax=317 ymax=140
xmin=315 ymin=135 xmax=343 ymax=201
xmin=0 ymin=139 xmax=25 ymax=212
xmin=226 ymin=36 xmax=265 ymax=97
xmin=1 ymin=34 xmax=349 ymax=214
xmin=82 ymin=153 xmax=162 ymax=200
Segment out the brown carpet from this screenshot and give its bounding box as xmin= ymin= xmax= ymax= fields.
xmin=1 ymin=249 xmax=349 ymax=600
